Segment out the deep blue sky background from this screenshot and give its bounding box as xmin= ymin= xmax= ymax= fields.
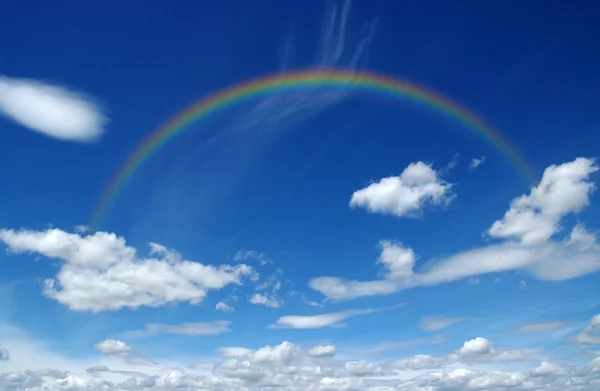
xmin=0 ymin=0 xmax=599 ymax=375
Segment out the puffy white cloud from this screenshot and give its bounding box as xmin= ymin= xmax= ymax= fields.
xmin=311 ymin=158 xmax=600 ymax=301
xmin=468 ymin=156 xmax=485 ymax=170
xmin=349 ymin=161 xmax=453 ymax=218
xmin=489 ymin=157 xmax=598 ymax=245
xmin=3 ymin=328 xmax=600 ymax=391
xmin=308 ymin=345 xmax=337 ymax=357
xmin=0 ymin=76 xmax=107 ymax=142
xmin=249 ymin=293 xmax=283 ymax=308
xmin=0 ymin=228 xmax=257 ymax=311
xmin=420 ymin=316 xmax=466 ymax=331
xmin=216 ymin=301 xmax=234 ymax=313
xmin=458 ymin=337 xmax=493 ymax=356
xmin=94 ymin=340 xmax=132 ymax=356
xmin=377 ymin=241 xmax=416 ymax=280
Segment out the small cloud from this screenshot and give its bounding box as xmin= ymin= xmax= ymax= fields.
xmin=440 ymin=153 xmax=461 ymax=174
xmin=350 ymin=161 xmax=453 ymax=218
xmin=216 ymin=302 xmax=234 ymax=313
xmin=94 ymin=339 xmax=132 ymax=356
xmin=304 ymin=300 xmax=324 ymax=307
xmin=86 ymin=366 xmax=110 ymax=373
xmin=73 ymin=225 xmax=89 ymax=233
xmin=218 ymin=347 xmax=253 ymax=358
xmin=420 ymin=316 xmax=466 ymax=331
xmin=234 ymin=250 xmax=272 ymax=266
xmin=249 ymin=293 xmax=283 ymax=308
xmin=573 ymin=314 xmax=600 ymax=346
xmin=468 ymin=156 xmax=485 ymax=170
xmin=271 ymin=304 xmax=403 ymax=329
xmin=511 ymin=321 xmax=569 ymax=333
xmin=307 ymin=344 xmax=337 ymax=357
xmin=142 ymin=321 xmax=232 ymax=337
xmin=0 ymin=348 xmax=9 ymax=361
xmin=0 ymin=75 xmax=107 ymax=142
xmin=520 ymin=280 xmax=527 ymax=289
xmin=468 ymin=277 xmax=480 ymax=285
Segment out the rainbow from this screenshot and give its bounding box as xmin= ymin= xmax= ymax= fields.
xmin=90 ymin=69 xmax=536 ymax=230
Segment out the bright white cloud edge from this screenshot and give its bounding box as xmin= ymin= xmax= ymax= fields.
xmin=0 ymin=76 xmax=107 ymax=142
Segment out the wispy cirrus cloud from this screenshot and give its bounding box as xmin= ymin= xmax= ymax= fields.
xmin=137 ymin=0 xmax=378 ymax=242
xmin=0 ymin=76 xmax=107 ymax=142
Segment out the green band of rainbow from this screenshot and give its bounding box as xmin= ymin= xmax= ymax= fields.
xmin=90 ymin=69 xmax=536 ymax=230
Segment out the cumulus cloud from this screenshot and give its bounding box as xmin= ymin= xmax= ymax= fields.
xmin=216 ymin=302 xmax=234 ymax=313
xmin=488 ymin=157 xmax=598 ymax=245
xmin=0 ymin=76 xmax=107 ymax=142
xmin=350 ymin=161 xmax=453 ymax=218
xmin=94 ymin=340 xmax=132 ymax=356
xmin=0 ymin=228 xmax=257 ymax=311
xmin=311 ymin=158 xmax=600 ymax=301
xmin=468 ymin=156 xmax=485 ymax=170
xmin=2 ymin=329 xmax=600 ymax=391
xmin=307 ymin=345 xmax=337 ymax=358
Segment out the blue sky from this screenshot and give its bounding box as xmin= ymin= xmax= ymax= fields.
xmin=1 ymin=1 xmax=600 ymax=390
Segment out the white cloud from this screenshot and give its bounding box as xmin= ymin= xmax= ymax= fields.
xmin=3 ymin=323 xmax=600 ymax=391
xmin=349 ymin=161 xmax=453 ymax=218
xmin=216 ymin=302 xmax=234 ymax=313
xmin=511 ymin=321 xmax=569 ymax=333
xmin=420 ymin=316 xmax=466 ymax=331
xmin=234 ymin=250 xmax=271 ymax=266
xmin=488 ymin=157 xmax=598 ymax=245
xmin=0 ymin=228 xmax=257 ymax=312
xmin=311 ymin=158 xmax=600 ymax=301
xmin=94 ymin=340 xmax=132 ymax=356
xmin=249 ymin=293 xmax=283 ymax=308
xmin=270 ymin=305 xmax=402 ymax=329
xmin=574 ymin=313 xmax=600 ymax=346
xmin=392 ymin=354 xmax=443 ymax=370
xmin=308 ymin=345 xmax=337 ymax=357
xmin=129 ymin=322 xmax=232 ymax=337
xmin=468 ymin=156 xmax=485 ymax=170
xmin=377 ymin=241 xmax=416 ymax=279
xmin=218 ymin=347 xmax=254 ymax=358
xmin=0 ymin=76 xmax=107 ymax=142
xmin=458 ymin=337 xmax=493 ymax=356
xmin=520 ymin=280 xmax=527 ymax=289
